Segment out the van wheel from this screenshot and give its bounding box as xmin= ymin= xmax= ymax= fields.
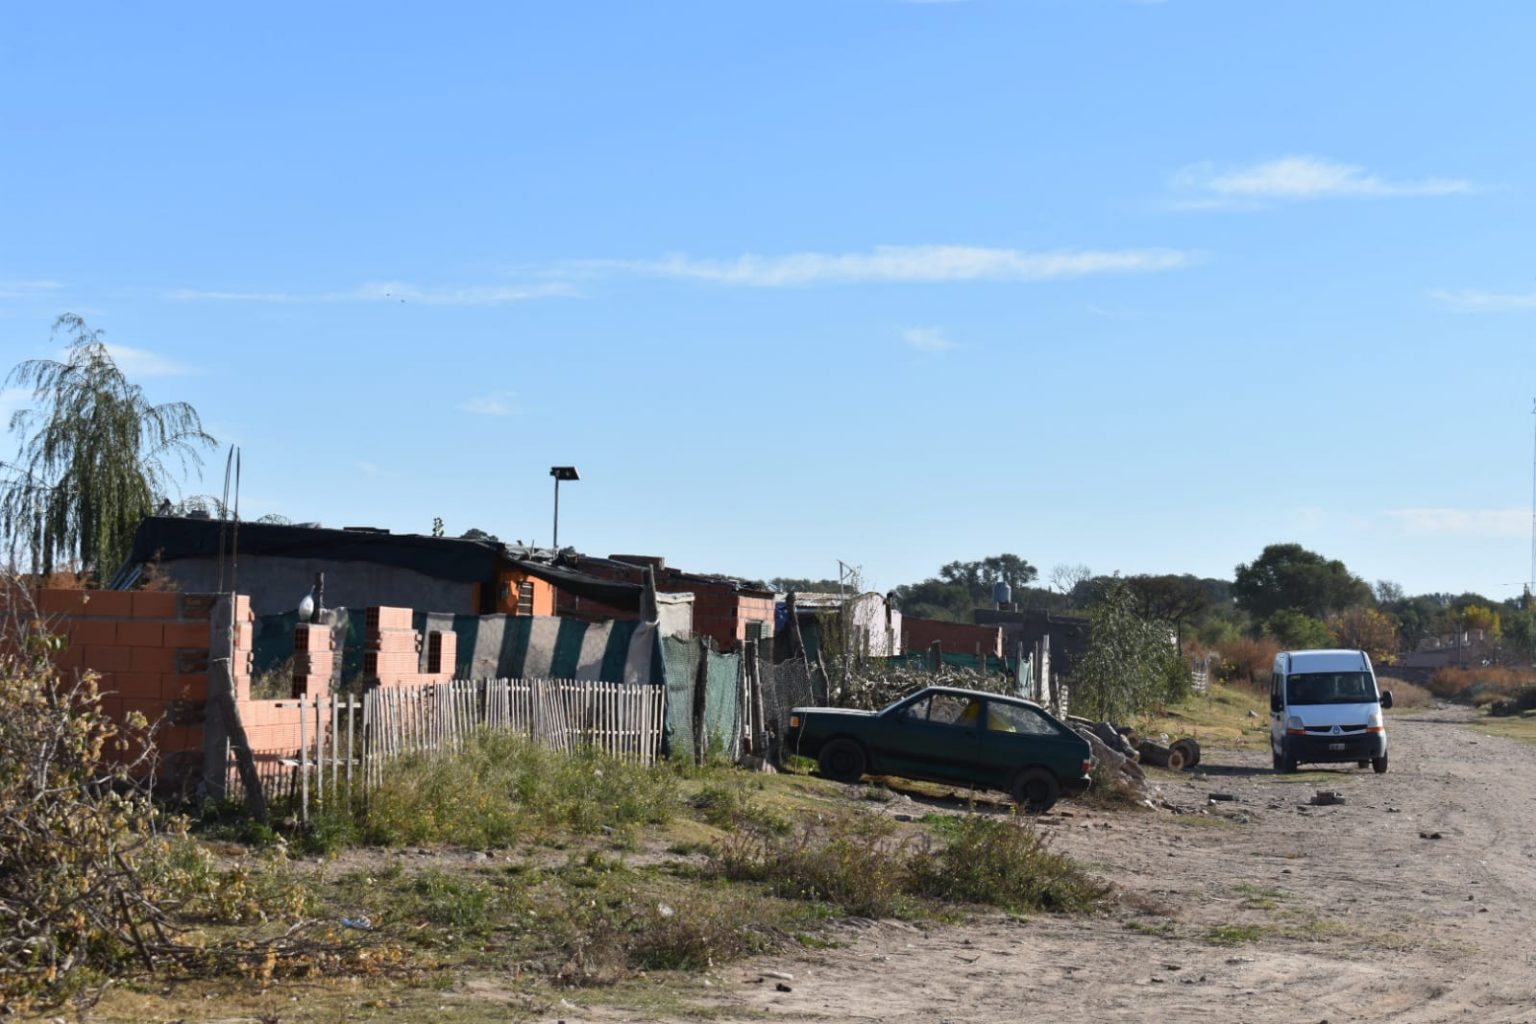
xmin=817 ymin=739 xmax=867 ymax=783
xmin=1012 ymin=768 xmax=1061 ymax=814
xmin=1279 ymin=742 xmax=1298 ymax=774
xmin=1271 ymin=747 xmax=1284 ymax=772
xmin=1372 ymin=754 xmax=1388 ymax=775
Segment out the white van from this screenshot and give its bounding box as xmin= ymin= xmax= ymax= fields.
xmin=1269 ymin=649 xmax=1393 ymax=774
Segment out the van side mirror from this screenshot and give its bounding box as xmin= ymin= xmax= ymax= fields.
xmin=1380 ymin=690 xmax=1394 ymax=710
xmin=1269 ymin=695 xmax=1283 ymax=713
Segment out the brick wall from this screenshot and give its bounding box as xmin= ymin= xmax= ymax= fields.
xmin=902 ymin=616 xmax=1004 ymax=659
xmin=32 ymin=587 xmax=256 ymax=785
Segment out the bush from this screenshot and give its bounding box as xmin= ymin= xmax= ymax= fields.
xmin=1427 ymin=666 xmax=1536 ymax=704
xmin=0 ymin=605 xmax=182 ymax=1008
xmin=908 ymin=816 xmax=1107 ymax=912
xmin=1215 ymin=638 xmax=1280 ymax=686
xmin=361 ymin=732 xmax=678 ymax=848
xmin=715 ymin=815 xmax=915 ymax=918
xmin=1376 ymin=676 xmax=1433 ymax=709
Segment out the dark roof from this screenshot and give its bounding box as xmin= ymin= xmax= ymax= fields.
xmin=125 ymin=516 xmax=644 ymax=609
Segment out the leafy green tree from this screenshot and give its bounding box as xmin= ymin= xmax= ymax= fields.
xmin=894 ymin=554 xmax=1038 ymax=621
xmin=1326 ymin=606 xmax=1400 ymax=664
xmin=1 ymin=316 xmax=214 ymax=580
xmin=1381 ymin=593 xmax=1442 ymax=650
xmin=1125 ymin=574 xmax=1211 ymax=648
xmin=1233 ymin=543 xmax=1370 ymax=622
xmin=1262 ymin=608 xmax=1334 ymax=649
xmin=1072 ymin=579 xmax=1188 ymax=722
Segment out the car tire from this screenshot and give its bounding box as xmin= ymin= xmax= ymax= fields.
xmin=1372 ymin=753 xmax=1388 ymax=775
xmin=1012 ymin=768 xmax=1061 ymax=814
xmin=1279 ymin=741 xmax=1298 ymax=774
xmin=1271 ymin=746 xmax=1283 ymax=772
xmin=817 ymin=738 xmax=867 ymax=784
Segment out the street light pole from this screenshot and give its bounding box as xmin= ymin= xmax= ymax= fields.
xmin=549 ymin=466 xmax=579 ymax=549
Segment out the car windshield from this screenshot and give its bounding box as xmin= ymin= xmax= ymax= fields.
xmin=1286 ymin=671 xmax=1378 ymax=706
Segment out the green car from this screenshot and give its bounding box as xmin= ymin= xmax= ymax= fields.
xmin=783 ymin=686 xmax=1093 ymax=813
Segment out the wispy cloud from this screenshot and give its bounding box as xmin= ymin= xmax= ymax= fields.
xmin=104 ymin=344 xmax=191 ymax=378
xmin=1171 ymin=156 xmax=1472 ymax=207
xmin=0 ymin=279 xmax=63 ymax=300
xmin=588 ymin=245 xmax=1189 ymax=288
xmin=1386 ymin=508 xmax=1529 ymax=539
xmin=902 ymin=327 xmax=956 ymax=353
xmin=1429 ymin=288 xmax=1536 ymax=312
xmin=461 ymin=391 xmax=519 ymax=417
xmin=165 ymin=281 xmax=577 ymax=306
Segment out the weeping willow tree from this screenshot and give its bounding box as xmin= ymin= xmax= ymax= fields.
xmin=1 ymin=315 xmax=215 ymax=581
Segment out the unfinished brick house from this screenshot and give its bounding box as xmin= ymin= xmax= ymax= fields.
xmin=554 ymin=554 xmax=776 ymax=652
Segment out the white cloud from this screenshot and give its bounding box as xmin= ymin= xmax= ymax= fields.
xmin=1429 ymin=288 xmax=1536 ymax=312
xmin=0 ymin=279 xmax=63 ymax=300
xmin=165 ymin=281 xmax=576 ymax=306
xmin=461 ymin=391 xmax=519 ymax=417
xmin=1385 ymin=508 xmax=1529 ymax=539
xmin=1173 ymin=156 xmax=1472 ymax=203
xmin=902 ymin=327 xmax=956 ymax=353
xmin=593 ymin=245 xmax=1189 ymax=288
xmin=104 ymin=344 xmax=191 ymax=377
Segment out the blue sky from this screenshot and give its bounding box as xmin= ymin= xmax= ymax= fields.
xmin=3 ymin=1 xmax=1535 ymax=599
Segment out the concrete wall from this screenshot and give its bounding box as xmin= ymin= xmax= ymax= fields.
xmin=156 ymin=555 xmax=479 ymax=617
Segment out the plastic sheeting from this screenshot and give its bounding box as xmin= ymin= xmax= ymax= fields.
xmin=660 ymin=636 xmax=701 ymax=761
xmin=701 ymin=647 xmax=742 ymax=760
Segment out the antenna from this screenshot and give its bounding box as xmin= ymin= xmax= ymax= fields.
xmin=1529 ymin=398 xmax=1535 ymax=595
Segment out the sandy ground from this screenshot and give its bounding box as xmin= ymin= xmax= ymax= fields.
xmin=672 ymin=705 xmax=1536 ymax=1024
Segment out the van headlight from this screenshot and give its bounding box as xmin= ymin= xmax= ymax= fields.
xmin=1286 ymin=716 xmax=1305 ymax=735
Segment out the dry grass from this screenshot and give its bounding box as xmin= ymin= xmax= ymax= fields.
xmin=1428 ymin=666 xmax=1536 ymax=705
xmin=1138 ymin=681 xmax=1271 ymax=752
xmin=1377 ymin=676 xmax=1433 ymax=709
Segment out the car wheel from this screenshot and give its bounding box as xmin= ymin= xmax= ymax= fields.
xmin=1372 ymin=753 xmax=1388 ymax=775
xmin=1012 ymin=768 xmax=1061 ymax=814
xmin=1271 ymin=746 xmax=1283 ymax=772
xmin=817 ymin=738 xmax=867 ymax=784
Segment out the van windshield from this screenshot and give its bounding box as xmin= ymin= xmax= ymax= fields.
xmin=1286 ymin=671 xmax=1378 ymax=706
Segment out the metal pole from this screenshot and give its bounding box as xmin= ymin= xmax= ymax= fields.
xmin=553 ymin=477 xmax=560 ymax=549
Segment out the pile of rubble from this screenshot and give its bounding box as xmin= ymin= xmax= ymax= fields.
xmin=1064 ymin=715 xmax=1202 ymax=806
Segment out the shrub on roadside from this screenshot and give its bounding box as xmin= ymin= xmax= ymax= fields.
xmin=908 ymin=816 xmax=1107 ymax=912
xmin=1375 ymin=676 xmax=1432 ymax=709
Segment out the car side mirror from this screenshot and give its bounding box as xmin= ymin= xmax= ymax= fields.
xmin=1380 ymin=691 xmax=1394 ymax=710
xmin=1269 ymin=695 xmax=1283 ymax=713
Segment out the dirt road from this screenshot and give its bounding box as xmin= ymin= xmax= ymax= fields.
xmin=712 ymin=705 xmax=1536 ymax=1023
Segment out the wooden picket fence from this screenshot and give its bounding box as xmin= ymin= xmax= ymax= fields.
xmin=229 ymin=677 xmax=666 ymax=823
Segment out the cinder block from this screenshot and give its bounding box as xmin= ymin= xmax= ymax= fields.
xmin=365 ymin=606 xmax=414 ymax=632
xmin=82 ymin=590 xmax=134 ymax=617
xmin=80 ymin=644 xmax=135 ymax=674
xmin=117 ymin=620 xmax=164 ymax=648
xmin=131 ymin=592 xmax=180 ymax=619
xmin=179 ymin=594 xmax=217 ymax=621
xmin=70 ymin=619 xmax=118 ymax=647
xmin=37 ymin=589 xmax=90 ymax=615
xmin=130 ymin=646 xmax=176 ymax=673
xmin=163 ymin=621 xmax=210 ymax=648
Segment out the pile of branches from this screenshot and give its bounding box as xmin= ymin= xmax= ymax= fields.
xmin=835 ymin=663 xmax=1017 ymax=711
xmin=0 ymin=584 xmax=177 ymax=1009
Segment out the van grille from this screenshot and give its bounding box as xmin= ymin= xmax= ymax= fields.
xmin=1304 ymin=724 xmax=1367 ymax=733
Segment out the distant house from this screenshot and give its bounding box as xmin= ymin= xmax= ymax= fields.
xmin=554 ymin=554 xmax=775 ymax=652
xmin=973 ymin=607 xmax=1092 ymax=676
xmin=784 ymin=591 xmax=902 ymax=661
xmin=118 ymin=515 xmax=638 ymax=618
xmin=902 ymin=615 xmax=1003 ymax=660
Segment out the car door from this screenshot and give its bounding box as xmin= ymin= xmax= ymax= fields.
xmin=870 ymin=692 xmax=981 ymax=784
xmin=975 ymin=700 xmax=1081 ymax=789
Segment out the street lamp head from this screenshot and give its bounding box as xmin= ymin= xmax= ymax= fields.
xmin=550 ymin=466 xmax=580 ymax=481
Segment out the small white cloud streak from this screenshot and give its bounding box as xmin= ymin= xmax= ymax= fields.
xmin=1174 ymin=156 xmax=1472 ymax=201
xmin=165 ymin=281 xmax=577 ymax=306
xmin=1430 ymin=288 xmax=1536 ymax=312
xmin=1386 ymin=508 xmax=1530 ymax=539
xmin=592 ymin=245 xmax=1189 ymax=288
xmin=461 ymin=392 xmax=519 ymax=417
xmin=0 ymin=280 xmax=63 ymax=300
xmin=104 ymin=344 xmax=192 ymax=378
xmin=902 ymin=327 xmax=955 ymax=353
